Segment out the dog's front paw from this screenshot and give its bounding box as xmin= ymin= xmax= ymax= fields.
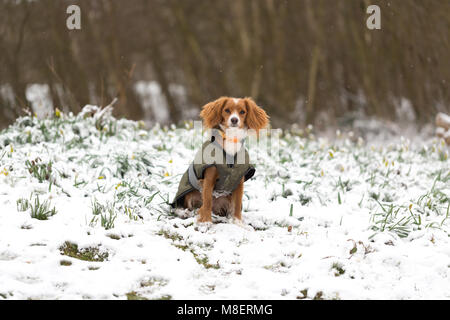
xmin=196 ymin=210 xmax=213 ymax=233
xmin=197 ymin=208 xmax=212 ymax=223
xmin=232 ymin=217 xmax=254 ymax=231
xmin=195 ymin=221 xmax=213 ymax=233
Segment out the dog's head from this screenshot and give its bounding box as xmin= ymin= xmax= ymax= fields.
xmin=200 ymin=97 xmax=269 ymax=132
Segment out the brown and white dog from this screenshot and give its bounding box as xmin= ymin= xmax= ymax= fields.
xmin=183 ymin=96 xmax=269 ymax=224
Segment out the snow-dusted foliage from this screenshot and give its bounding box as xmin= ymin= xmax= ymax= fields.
xmin=0 ymin=107 xmax=448 ymax=299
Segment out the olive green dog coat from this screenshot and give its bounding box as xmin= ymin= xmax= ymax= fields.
xmin=171 ymin=132 xmax=255 ymax=208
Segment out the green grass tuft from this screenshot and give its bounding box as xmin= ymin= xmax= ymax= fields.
xmin=29 ymin=196 xmax=57 ymax=220
xmin=60 ymin=241 xmax=108 ymax=262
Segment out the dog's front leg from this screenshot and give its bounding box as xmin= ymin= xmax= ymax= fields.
xmin=197 ymin=166 xmax=218 ymax=223
xmin=231 ymin=178 xmax=245 ymax=221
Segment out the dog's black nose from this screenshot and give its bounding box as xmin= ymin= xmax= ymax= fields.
xmin=231 ymin=117 xmax=238 ymax=124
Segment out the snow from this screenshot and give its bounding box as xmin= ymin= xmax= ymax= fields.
xmin=0 ymin=107 xmax=449 ymax=300
xmin=437 ymin=112 xmax=450 ymax=128
xmin=25 ymin=84 xmax=54 ymax=119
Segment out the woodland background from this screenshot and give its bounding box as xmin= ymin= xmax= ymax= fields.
xmin=1 ymin=0 xmax=449 ymax=129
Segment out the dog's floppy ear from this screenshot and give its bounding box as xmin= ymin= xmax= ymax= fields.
xmin=244 ymin=97 xmax=269 ymax=131
xmin=200 ymin=97 xmax=228 ymax=128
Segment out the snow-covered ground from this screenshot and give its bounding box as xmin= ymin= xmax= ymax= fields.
xmin=0 ymin=107 xmax=448 ymax=300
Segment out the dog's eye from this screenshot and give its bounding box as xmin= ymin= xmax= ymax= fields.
xmin=239 ymin=110 xmax=245 ymax=115
xmin=225 ymin=109 xmax=231 ymax=113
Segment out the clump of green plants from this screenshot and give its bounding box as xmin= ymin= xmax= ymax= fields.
xmin=370 ymin=171 xmax=450 ymax=239
xmin=88 ymin=266 xmax=100 ymax=271
xmin=96 ymin=116 xmax=117 ymax=139
xmin=382 ymin=193 xmax=395 ymax=203
xmin=370 ymin=200 xmax=411 ymax=238
xmin=90 ymin=199 xmax=117 ymax=230
xmin=18 ymin=195 xmax=57 ymax=220
xmin=331 ymin=262 xmax=345 ymax=277
xmin=336 ymin=177 xmax=352 ymax=192
xmin=125 ymin=276 xmax=171 ymax=300
xmin=29 ymin=196 xmax=57 ymax=220
xmin=159 ymin=229 xmax=220 ymax=269
xmin=16 ymin=198 xmax=30 ymax=212
xmin=60 ymin=260 xmax=72 ymax=266
xmin=297 ymin=289 xmax=325 ymax=300
xmin=106 ymin=233 xmax=121 ymax=240
xmin=140 ymin=277 xmax=169 ymax=288
xmin=59 ymin=241 xmax=109 ymax=262
xmin=281 ymin=184 xmax=293 ymax=198
xmin=133 ymin=152 xmax=153 ymax=173
xmin=25 ymin=158 xmax=53 ymax=183
xmin=158 ymin=229 xmax=184 ymax=242
xmin=115 ymin=154 xmax=131 ymax=178
xmin=369 ymin=192 xmax=380 ymax=201
xmin=193 ymin=253 xmax=220 ymax=269
xmin=126 ymin=292 xmax=148 ymax=300
xmin=299 ymin=193 xmax=312 ymax=206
